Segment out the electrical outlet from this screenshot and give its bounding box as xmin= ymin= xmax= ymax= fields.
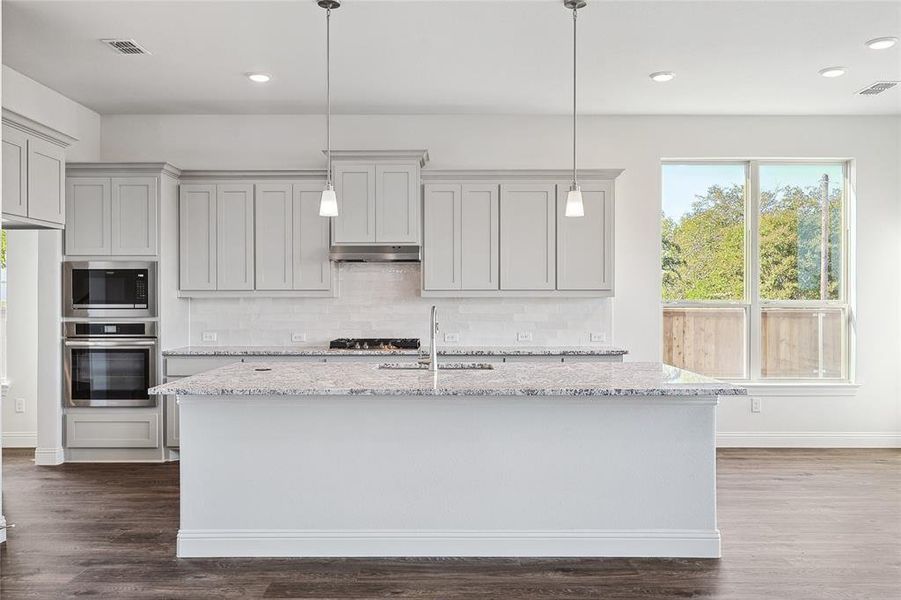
xmin=589 ymin=332 xmax=607 ymax=343
xmin=14 ymin=398 xmax=25 ymax=414
xmin=751 ymin=397 xmax=762 ymax=413
xmin=291 ymin=332 xmax=307 ymax=343
xmin=201 ymin=331 xmax=217 ymax=343
xmin=516 ymin=331 xmax=533 ymax=343
xmin=444 ymin=332 xmax=460 ymax=343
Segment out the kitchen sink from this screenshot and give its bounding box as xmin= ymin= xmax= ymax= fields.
xmin=378 ymin=362 xmax=495 ymax=370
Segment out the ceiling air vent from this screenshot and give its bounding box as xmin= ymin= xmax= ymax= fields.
xmin=857 ymin=81 xmax=898 ymax=95
xmin=100 ymin=39 xmax=151 ymax=55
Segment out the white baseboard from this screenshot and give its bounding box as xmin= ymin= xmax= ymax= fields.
xmin=2 ymin=431 xmax=37 ymax=448
xmin=176 ymin=528 xmax=721 ymax=559
xmin=717 ymin=432 xmax=901 ymax=448
xmin=33 ymin=446 xmax=65 ymax=466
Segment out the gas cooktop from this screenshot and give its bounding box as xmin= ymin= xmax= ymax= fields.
xmin=329 ymin=338 xmax=421 ymax=351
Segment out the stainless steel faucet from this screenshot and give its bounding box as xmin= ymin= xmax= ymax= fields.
xmin=428 ymin=305 xmax=439 ymax=371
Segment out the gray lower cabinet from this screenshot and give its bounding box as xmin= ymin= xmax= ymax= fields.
xmin=423 ymin=183 xmax=499 ymax=291
xmin=499 ymin=184 xmax=556 ymax=290
xmin=556 ymin=181 xmax=614 ymax=291
xmin=66 ymin=176 xmax=158 ymax=256
xmin=2 ymin=122 xmax=66 ymax=228
xmin=65 ymin=409 xmax=160 ymax=449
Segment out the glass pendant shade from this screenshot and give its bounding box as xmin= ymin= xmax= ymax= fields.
xmin=319 ymin=184 xmax=338 ymax=217
xmin=565 ymin=184 xmax=584 ymax=217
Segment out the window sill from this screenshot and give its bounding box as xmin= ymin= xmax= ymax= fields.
xmin=725 ymin=381 xmax=859 ymax=397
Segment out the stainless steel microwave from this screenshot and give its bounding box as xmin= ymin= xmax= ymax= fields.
xmin=63 ymin=261 xmax=157 ymax=318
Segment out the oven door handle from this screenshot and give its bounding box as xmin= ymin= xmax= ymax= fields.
xmin=64 ymin=340 xmax=158 ymax=348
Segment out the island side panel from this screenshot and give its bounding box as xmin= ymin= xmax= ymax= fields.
xmin=177 ymin=394 xmax=719 ymax=558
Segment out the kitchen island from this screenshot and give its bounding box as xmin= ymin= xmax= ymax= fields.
xmin=150 ymin=361 xmax=744 ymax=559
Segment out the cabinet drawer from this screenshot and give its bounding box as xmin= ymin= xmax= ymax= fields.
xmin=66 ymin=410 xmax=160 ymax=449
xmin=561 ymin=355 xmax=623 ymax=363
xmin=164 ymin=357 xmax=239 ymax=376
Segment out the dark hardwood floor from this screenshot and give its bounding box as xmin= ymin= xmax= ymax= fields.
xmin=1 ymin=448 xmax=899 ymax=599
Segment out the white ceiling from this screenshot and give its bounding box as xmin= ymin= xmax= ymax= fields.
xmin=3 ymin=0 xmax=900 ymax=115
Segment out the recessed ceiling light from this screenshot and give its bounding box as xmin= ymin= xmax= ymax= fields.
xmin=247 ymin=73 xmax=271 ymax=83
xmin=866 ymin=36 xmax=898 ymax=50
xmin=818 ymin=66 xmax=847 ymax=78
xmin=649 ymin=71 xmax=675 ymax=83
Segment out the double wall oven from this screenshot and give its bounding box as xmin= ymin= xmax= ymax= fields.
xmin=63 ymin=261 xmax=159 ymax=408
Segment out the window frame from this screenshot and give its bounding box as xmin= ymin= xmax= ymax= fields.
xmin=661 ymin=158 xmax=854 ymax=383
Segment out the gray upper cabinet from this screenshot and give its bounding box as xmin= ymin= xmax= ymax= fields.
xmin=332 ymin=164 xmax=376 ymax=244
xmin=179 ymin=184 xmax=217 ymax=291
xmin=66 ymin=175 xmax=158 ymax=256
xmin=375 ymin=164 xmax=418 ymax=244
xmin=557 ymin=181 xmax=614 ymax=291
xmin=255 ymin=184 xmax=293 ymax=290
xmin=111 ymin=177 xmax=158 ymax=255
xmin=293 ymin=183 xmax=332 ymax=291
xmin=423 ymin=183 xmax=499 ymax=291
xmin=2 ymin=117 xmax=70 ymax=229
xmin=66 ymin=178 xmax=112 ymax=255
xmin=27 ymin=137 xmax=66 ymax=224
xmin=216 ymin=184 xmax=255 ymax=291
xmin=499 ymin=184 xmax=556 ymax=290
xmin=180 ymin=180 xmax=331 ymax=295
xmin=2 ymin=125 xmax=28 ymax=218
xmin=329 ymin=151 xmax=428 ymax=246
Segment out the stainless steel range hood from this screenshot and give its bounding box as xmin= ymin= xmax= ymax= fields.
xmin=329 ymin=245 xmax=421 ymax=262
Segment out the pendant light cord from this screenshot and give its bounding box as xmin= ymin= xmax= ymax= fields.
xmin=572 ymin=6 xmax=578 ymax=188
xmin=326 ymin=7 xmax=332 ymax=187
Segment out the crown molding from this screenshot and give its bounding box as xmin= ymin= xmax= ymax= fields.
xmin=178 ymin=169 xmax=326 ymax=182
xmin=323 ymin=149 xmax=430 ymax=167
xmin=1 ymin=108 xmax=79 ymax=147
xmin=421 ymin=168 xmax=624 ymax=182
xmin=67 ymin=162 xmax=182 ymax=179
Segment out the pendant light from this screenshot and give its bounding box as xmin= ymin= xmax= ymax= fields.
xmin=564 ymin=0 xmax=586 ymax=217
xmin=318 ymin=0 xmax=340 ymax=217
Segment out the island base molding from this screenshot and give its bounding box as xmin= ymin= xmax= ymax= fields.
xmin=177 ymin=528 xmax=721 ymax=558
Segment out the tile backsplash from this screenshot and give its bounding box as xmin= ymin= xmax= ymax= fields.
xmin=188 ymin=263 xmax=613 ymax=347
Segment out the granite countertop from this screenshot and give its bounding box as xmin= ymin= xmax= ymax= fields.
xmin=149 ymin=360 xmax=745 ymax=398
xmin=162 ymin=345 xmax=628 ymax=357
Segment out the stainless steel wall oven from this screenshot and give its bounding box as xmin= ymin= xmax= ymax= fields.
xmin=63 ymin=321 xmax=158 ymax=408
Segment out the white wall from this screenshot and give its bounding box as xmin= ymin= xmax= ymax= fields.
xmin=2 ymin=231 xmax=38 ymax=447
xmin=2 ymin=65 xmax=100 ymax=161
xmin=100 ymin=113 xmax=901 ymax=444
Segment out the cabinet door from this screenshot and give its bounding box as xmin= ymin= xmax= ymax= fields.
xmin=461 ymin=184 xmax=499 ymax=290
xmin=111 ymin=177 xmax=158 ymax=256
xmin=255 ymin=184 xmax=293 ymax=290
xmin=332 ymin=164 xmax=375 ymax=244
xmin=375 ymin=164 xmax=419 ymax=244
xmin=65 ymin=178 xmax=111 ymax=255
xmin=179 ymin=184 xmax=217 ymax=290
xmin=293 ymin=183 xmax=332 ymax=291
xmin=2 ymin=125 xmax=28 ymax=217
xmin=557 ymin=181 xmax=614 ymax=291
xmin=26 ymin=137 xmax=66 ymax=224
xmin=499 ymin=184 xmax=556 ymax=290
xmin=423 ymin=184 xmax=461 ymax=290
xmin=216 ymin=184 xmax=255 ymax=290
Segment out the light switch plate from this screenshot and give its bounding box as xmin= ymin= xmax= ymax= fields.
xmin=201 ymin=331 xmax=218 ymax=342
xmin=444 ymin=333 xmax=460 ymax=343
xmin=14 ymin=398 xmax=25 ymax=413
xmin=517 ymin=331 xmax=533 ymax=342
xmin=291 ymin=332 xmax=307 ymax=343
xmin=589 ymin=332 xmax=607 ymax=343
xmin=751 ymin=397 xmax=762 ymax=413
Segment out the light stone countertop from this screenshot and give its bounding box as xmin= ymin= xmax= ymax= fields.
xmin=162 ymin=345 xmax=629 ymax=357
xmin=149 ymin=360 xmax=745 ymax=397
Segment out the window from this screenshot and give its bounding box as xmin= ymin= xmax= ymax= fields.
xmin=662 ymin=162 xmax=850 ymax=381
